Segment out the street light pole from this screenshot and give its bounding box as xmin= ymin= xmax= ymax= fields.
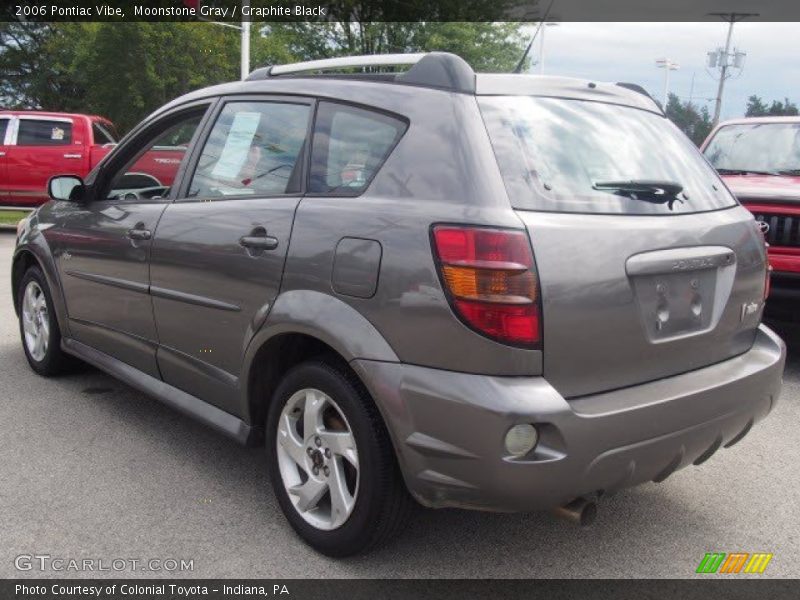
xmin=538 ymin=22 xmax=558 ymax=74
xmin=655 ymin=58 xmax=679 ymax=108
xmin=240 ymin=0 xmax=250 ymax=80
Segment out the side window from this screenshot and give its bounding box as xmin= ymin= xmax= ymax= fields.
xmin=188 ymin=101 xmax=311 ymax=200
xmin=0 ymin=119 xmax=9 ymax=144
xmin=92 ymin=122 xmax=116 ymax=145
xmin=17 ymin=119 xmax=73 ymax=146
xmin=309 ymin=102 xmax=407 ymax=195
xmin=103 ymin=111 xmax=205 ymax=201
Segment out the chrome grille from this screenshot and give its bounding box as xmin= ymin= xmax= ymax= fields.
xmin=752 ymin=212 xmax=800 ymax=247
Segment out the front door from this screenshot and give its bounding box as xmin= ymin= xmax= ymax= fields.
xmin=149 ymin=97 xmax=313 ymax=413
xmin=46 ymin=105 xmax=212 ymax=377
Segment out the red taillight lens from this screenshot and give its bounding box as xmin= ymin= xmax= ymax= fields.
xmin=432 ymin=225 xmax=541 ymax=347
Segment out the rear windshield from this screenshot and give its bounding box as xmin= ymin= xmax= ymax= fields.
xmin=479 ymin=96 xmax=737 ymax=215
xmin=703 ymin=122 xmax=800 ymax=174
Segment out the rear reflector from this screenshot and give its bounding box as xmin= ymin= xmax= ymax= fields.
xmin=432 ymin=225 xmax=541 ymax=347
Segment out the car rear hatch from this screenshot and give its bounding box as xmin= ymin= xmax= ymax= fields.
xmin=479 ymin=91 xmax=768 ymax=398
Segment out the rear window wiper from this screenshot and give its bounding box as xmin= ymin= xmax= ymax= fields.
xmin=775 ymin=168 xmax=800 ymax=176
xmin=592 ymin=180 xmax=685 ymax=209
xmin=715 ymin=168 xmax=781 ymax=176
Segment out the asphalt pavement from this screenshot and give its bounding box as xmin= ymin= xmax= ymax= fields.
xmin=1 ymin=231 xmax=798 ymax=578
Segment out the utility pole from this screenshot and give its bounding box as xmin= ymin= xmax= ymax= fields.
xmin=655 ymin=58 xmax=679 ymax=108
xmin=708 ymin=12 xmax=758 ymax=126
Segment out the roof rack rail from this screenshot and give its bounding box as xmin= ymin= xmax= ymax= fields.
xmin=615 ymin=82 xmax=663 ymax=113
xmin=247 ymin=52 xmax=476 ymax=94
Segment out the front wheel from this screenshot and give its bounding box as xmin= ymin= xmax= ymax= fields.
xmin=17 ymin=266 xmax=77 ymax=376
xmin=266 ymin=360 xmax=412 ymax=557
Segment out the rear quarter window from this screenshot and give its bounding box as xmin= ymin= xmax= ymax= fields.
xmin=309 ymin=102 xmax=407 ymax=196
xmin=92 ymin=122 xmax=116 ymax=145
xmin=479 ymin=96 xmax=736 ymax=215
xmin=17 ymin=119 xmax=73 ymax=146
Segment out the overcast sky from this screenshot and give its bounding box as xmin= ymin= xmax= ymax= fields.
xmin=526 ymin=22 xmax=800 ymax=119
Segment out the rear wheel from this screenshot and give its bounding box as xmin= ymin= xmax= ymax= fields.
xmin=18 ymin=266 xmax=77 ymax=376
xmin=266 ymin=360 xmax=412 ymax=556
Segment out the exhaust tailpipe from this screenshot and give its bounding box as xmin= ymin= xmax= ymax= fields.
xmin=552 ymin=497 xmax=597 ymax=527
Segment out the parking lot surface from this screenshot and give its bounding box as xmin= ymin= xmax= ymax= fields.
xmin=1 ymin=231 xmax=798 ymax=578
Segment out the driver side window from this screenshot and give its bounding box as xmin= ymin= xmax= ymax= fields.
xmin=104 ymin=112 xmax=204 ymax=201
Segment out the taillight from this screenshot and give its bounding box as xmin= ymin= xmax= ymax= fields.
xmin=431 ymin=225 xmax=541 ymax=348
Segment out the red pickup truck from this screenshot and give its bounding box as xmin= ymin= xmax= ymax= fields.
xmin=1 ymin=110 xmax=188 ymax=207
xmin=702 ymin=116 xmax=800 ymax=322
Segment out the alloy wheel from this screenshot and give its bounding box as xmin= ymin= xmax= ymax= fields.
xmin=275 ymin=388 xmax=360 ymax=531
xmin=22 ymin=281 xmax=49 ymax=362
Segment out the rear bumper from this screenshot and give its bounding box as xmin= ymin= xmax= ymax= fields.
xmin=353 ymin=324 xmax=785 ymax=511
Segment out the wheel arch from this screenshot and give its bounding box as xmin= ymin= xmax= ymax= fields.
xmin=239 ymin=290 xmax=400 ymax=442
xmin=12 ymin=242 xmax=70 ymax=337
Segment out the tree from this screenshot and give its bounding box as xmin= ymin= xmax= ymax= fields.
xmin=0 ymin=22 xmax=91 ymax=110
xmin=665 ymin=93 xmax=713 ymax=146
xmin=746 ymin=95 xmax=798 ymax=117
xmin=745 ymin=95 xmax=768 ymax=117
xmin=75 ymin=23 xmax=239 ymax=132
xmin=1 ymin=22 xmax=238 ymax=133
xmin=3 ymin=20 xmax=529 ymax=133
xmin=253 ymin=22 xmax=529 ymax=73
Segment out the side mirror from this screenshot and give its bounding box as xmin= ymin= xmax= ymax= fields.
xmin=48 ymin=175 xmax=86 ymax=202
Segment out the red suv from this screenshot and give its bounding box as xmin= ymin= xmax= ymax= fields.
xmin=0 ymin=111 xmax=118 ymax=207
xmin=702 ymin=116 xmax=800 ymax=322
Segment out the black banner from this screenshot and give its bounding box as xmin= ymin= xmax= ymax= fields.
xmin=3 ymin=580 xmax=800 ymax=600
xmin=2 ymin=0 xmax=800 ymax=23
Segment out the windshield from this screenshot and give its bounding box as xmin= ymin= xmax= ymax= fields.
xmin=479 ymin=96 xmax=736 ymax=215
xmin=703 ymin=122 xmax=800 ymax=174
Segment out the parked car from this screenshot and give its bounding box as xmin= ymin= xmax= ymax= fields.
xmin=12 ymin=53 xmax=785 ymax=557
xmin=0 ymin=110 xmax=187 ymax=207
xmin=702 ymin=116 xmax=800 ymax=322
xmin=0 ymin=111 xmax=117 ymax=207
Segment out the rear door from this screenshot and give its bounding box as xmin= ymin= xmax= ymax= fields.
xmin=7 ymin=115 xmax=84 ymax=206
xmin=480 ymin=95 xmax=768 ymax=398
xmin=149 ymin=96 xmax=313 ymax=413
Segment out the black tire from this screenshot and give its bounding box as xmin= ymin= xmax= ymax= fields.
xmin=266 ymin=359 xmax=412 ymax=557
xmin=17 ymin=266 xmax=77 ymax=376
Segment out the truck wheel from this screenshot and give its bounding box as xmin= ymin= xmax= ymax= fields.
xmin=18 ymin=266 xmax=77 ymax=376
xmin=266 ymin=360 xmax=412 ymax=557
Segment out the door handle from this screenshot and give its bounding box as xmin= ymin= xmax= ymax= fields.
xmin=127 ymin=228 xmax=152 ymax=241
xmin=63 ymin=153 xmax=82 ymax=159
xmin=240 ymin=235 xmax=279 ymax=251
xmin=0 ymin=151 xmax=5 ymax=157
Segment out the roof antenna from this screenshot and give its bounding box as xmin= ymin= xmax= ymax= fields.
xmin=513 ymin=0 xmax=557 ymax=74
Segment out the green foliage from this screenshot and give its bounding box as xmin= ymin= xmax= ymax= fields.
xmin=256 ymin=22 xmax=529 ymax=72
xmin=745 ymin=95 xmax=799 ymax=117
xmin=1 ymin=22 xmax=238 ymax=133
xmin=2 ymin=20 xmax=529 ymax=134
xmin=664 ymin=93 xmax=713 ymax=147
